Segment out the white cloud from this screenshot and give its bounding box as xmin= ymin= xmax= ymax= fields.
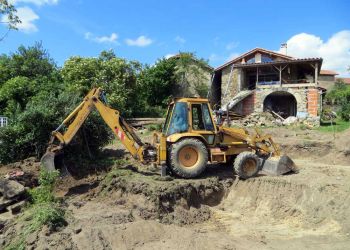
xmin=85 ymin=32 xmax=119 ymax=44
xmin=225 ymin=41 xmax=239 ymax=50
xmin=227 ymin=52 xmax=239 ymax=61
xmin=175 ymin=36 xmax=185 ymax=44
xmin=165 ymin=53 xmax=175 ymax=59
xmin=1 ymin=6 xmax=40 ymax=33
xmin=209 ymin=53 xmax=220 ymax=62
xmin=10 ymin=0 xmax=59 ymax=6
xmin=279 ymin=31 xmax=350 ymax=76
xmin=125 ymin=35 xmax=153 ymax=47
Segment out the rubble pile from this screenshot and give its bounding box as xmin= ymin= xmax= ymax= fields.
xmin=233 ymin=112 xmax=320 ymax=128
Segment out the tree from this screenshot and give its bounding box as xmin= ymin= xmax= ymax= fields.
xmin=0 ymin=0 xmax=21 ymax=41
xmin=0 ymin=44 xmax=66 ymax=163
xmin=61 ymin=51 xmax=143 ymax=117
xmin=325 ymin=79 xmax=350 ymax=121
xmin=139 ymin=58 xmax=177 ymax=108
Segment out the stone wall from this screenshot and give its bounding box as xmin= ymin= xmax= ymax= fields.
xmin=221 ymin=67 xmax=241 ymax=105
xmin=254 ymin=88 xmax=308 ymax=114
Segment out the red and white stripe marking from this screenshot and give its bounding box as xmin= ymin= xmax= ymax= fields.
xmin=115 ymin=127 xmax=125 ymax=141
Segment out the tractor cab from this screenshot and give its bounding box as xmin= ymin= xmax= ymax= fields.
xmin=162 ymin=98 xmax=217 ymax=145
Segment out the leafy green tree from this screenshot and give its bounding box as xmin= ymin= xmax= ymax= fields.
xmin=61 ymin=51 xmax=143 ymax=117
xmin=139 ymin=57 xmax=177 ymax=108
xmin=0 ymin=0 xmax=20 ymax=41
xmin=325 ymin=79 xmax=350 ymax=121
xmin=0 ymin=45 xmax=109 ymax=164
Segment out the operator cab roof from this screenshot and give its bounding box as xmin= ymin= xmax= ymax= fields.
xmin=170 ymin=97 xmax=209 ymax=104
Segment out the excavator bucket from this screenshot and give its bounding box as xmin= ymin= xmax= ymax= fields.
xmin=260 ymin=155 xmax=298 ymax=176
xmin=40 ymin=151 xmax=61 ymax=172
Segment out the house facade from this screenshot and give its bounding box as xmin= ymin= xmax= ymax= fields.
xmin=319 ymin=70 xmax=338 ymax=89
xmin=211 ymin=48 xmax=323 ymax=119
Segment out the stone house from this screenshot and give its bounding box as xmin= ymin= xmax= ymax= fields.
xmin=211 ymin=48 xmax=323 ymax=119
xmin=319 ymin=70 xmax=338 ymax=90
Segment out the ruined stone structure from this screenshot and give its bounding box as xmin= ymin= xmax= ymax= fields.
xmin=211 ymin=48 xmax=323 ymax=120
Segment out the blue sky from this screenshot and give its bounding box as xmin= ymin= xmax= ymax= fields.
xmin=1 ymin=0 xmax=350 ymax=75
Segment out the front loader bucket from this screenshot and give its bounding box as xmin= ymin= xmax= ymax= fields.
xmin=260 ymin=155 xmax=298 ymax=176
xmin=40 ymin=151 xmax=62 ymax=172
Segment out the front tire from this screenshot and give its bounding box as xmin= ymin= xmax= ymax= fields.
xmin=234 ymin=152 xmax=260 ymax=179
xmin=169 ymin=138 xmax=208 ymax=178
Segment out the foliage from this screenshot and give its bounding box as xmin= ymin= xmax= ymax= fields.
xmin=138 ymin=52 xmax=212 ymax=116
xmin=138 ymin=57 xmax=177 ymax=108
xmin=61 ymin=51 xmax=143 ymax=117
xmin=0 ymin=42 xmax=57 ymax=84
xmin=340 ymin=102 xmax=350 ymax=121
xmin=0 ymin=44 xmax=212 ymax=164
xmin=0 ymin=0 xmax=20 ymax=31
xmin=0 ymin=45 xmax=110 ymax=164
xmin=29 ymin=169 xmax=60 ymax=203
xmin=325 ymin=79 xmax=350 ymax=121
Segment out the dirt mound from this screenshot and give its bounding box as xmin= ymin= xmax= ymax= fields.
xmin=98 ymin=165 xmax=234 ymax=225
xmin=219 ymin=177 xmax=350 ymax=233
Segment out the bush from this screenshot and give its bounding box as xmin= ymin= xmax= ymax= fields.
xmin=0 ymin=91 xmax=111 ymax=164
xmin=29 ymin=169 xmax=59 ymax=203
xmin=340 ymin=102 xmax=350 ymax=121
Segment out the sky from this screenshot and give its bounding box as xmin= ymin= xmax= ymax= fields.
xmin=1 ymin=0 xmax=350 ymax=76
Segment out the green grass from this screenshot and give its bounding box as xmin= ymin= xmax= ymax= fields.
xmin=318 ymin=119 xmax=350 ymax=133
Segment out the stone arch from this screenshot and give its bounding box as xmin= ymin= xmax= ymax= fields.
xmin=263 ymin=91 xmax=297 ymax=118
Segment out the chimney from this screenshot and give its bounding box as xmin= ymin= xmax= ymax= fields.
xmin=280 ymin=43 xmax=287 ymax=55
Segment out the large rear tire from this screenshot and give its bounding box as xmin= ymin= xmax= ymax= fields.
xmin=234 ymin=152 xmax=260 ymax=179
xmin=169 ymin=138 xmax=208 ymax=178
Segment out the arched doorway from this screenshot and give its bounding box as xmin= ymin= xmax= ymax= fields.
xmin=263 ymin=91 xmax=297 ymax=118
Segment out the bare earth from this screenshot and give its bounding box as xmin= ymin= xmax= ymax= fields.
xmin=1 ymin=127 xmax=350 ymax=250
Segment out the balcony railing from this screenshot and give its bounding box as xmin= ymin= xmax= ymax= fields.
xmin=256 ymin=79 xmax=316 ymax=88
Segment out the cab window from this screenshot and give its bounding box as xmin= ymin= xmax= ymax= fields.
xmin=162 ymin=104 xmax=174 ymax=134
xmin=167 ymin=102 xmax=188 ymax=135
xmin=192 ymin=103 xmax=214 ymax=131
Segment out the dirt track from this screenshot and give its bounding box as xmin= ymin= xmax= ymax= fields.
xmin=1 ymin=127 xmax=350 ymax=249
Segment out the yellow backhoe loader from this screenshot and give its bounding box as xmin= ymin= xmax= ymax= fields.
xmin=41 ymin=88 xmax=297 ymax=179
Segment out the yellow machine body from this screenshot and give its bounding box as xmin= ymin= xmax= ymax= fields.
xmin=41 ymin=88 xmax=296 ymax=178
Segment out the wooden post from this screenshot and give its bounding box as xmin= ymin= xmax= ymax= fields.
xmin=315 ymin=62 xmax=318 ymax=85
xmin=279 ymin=65 xmax=282 ymax=86
xmin=256 ymin=67 xmax=259 ymax=86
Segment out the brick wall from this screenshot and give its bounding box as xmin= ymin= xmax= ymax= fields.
xmin=242 ymin=92 xmax=255 ymax=115
xmin=307 ymin=88 xmax=319 ymax=117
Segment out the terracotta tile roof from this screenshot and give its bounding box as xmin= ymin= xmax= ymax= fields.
xmin=228 ymin=57 xmax=323 ymax=69
xmin=320 ymin=70 xmax=338 ymax=75
xmin=215 ymin=47 xmax=294 ymax=71
xmin=336 ymin=77 xmax=350 ymax=84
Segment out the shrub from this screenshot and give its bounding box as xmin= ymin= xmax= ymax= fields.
xmin=340 ymin=102 xmax=350 ymax=121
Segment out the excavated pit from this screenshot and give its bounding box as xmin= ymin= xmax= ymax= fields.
xmin=2 ymin=155 xmax=350 ymax=249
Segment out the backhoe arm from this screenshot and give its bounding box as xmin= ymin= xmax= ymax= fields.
xmin=42 ymin=88 xmax=156 ymax=171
